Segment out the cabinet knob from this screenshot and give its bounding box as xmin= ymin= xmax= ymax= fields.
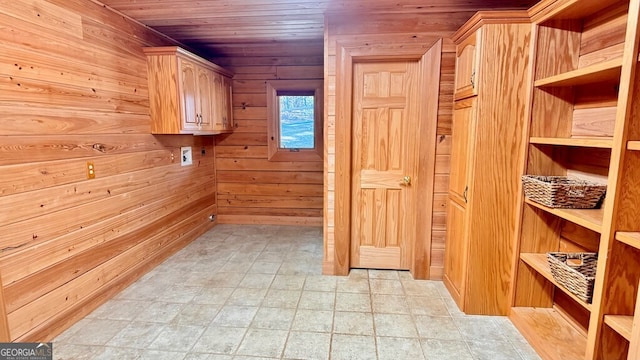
xmin=400 ymin=176 xmax=412 ymax=186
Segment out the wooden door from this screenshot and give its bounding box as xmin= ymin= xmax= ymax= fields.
xmin=443 ymin=198 xmax=468 ymax=305
xmin=350 ymin=61 xmax=420 ymax=270
xmin=179 ymin=58 xmax=199 ymax=132
xmin=454 ymin=29 xmax=481 ymax=99
xmin=449 ymin=98 xmax=476 ymax=203
xmin=443 ymin=97 xmax=476 ymax=307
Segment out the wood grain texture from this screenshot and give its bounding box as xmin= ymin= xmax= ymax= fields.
xmin=324 ymin=11 xmax=471 ymax=277
xmin=213 ymin=58 xmax=324 ymax=225
xmin=0 ymin=0 xmax=219 ymax=341
xmin=513 ymin=1 xmax=640 ymax=359
xmin=509 ymin=307 xmax=587 ymax=360
xmin=446 ymin=20 xmax=532 ymax=315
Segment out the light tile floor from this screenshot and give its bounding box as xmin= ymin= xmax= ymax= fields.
xmin=53 ymin=224 xmax=541 ymax=360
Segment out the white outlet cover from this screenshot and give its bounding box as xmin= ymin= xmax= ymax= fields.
xmin=181 ymin=146 xmax=192 ymax=166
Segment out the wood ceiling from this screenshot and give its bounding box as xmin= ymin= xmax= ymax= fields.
xmin=98 ymin=0 xmax=538 ymax=58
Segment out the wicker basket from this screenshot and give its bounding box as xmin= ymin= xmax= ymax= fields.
xmin=547 ymin=252 xmax=597 ymax=303
xmin=522 ymin=175 xmax=606 ymax=208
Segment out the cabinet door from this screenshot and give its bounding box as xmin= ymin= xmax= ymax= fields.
xmin=179 ymin=58 xmax=200 ymax=132
xmin=222 ymin=76 xmax=233 ymax=130
xmin=454 ymin=29 xmax=481 ymax=100
xmin=211 ymin=72 xmax=226 ymax=131
xmin=197 ymin=67 xmax=214 ymax=131
xmin=449 ymin=97 xmax=476 ymax=203
xmin=443 ymin=197 xmax=468 ymax=306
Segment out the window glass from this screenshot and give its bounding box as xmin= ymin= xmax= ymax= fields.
xmin=278 ymin=95 xmax=315 ymax=149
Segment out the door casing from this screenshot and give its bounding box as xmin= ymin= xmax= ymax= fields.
xmin=332 ymin=39 xmax=442 ymax=279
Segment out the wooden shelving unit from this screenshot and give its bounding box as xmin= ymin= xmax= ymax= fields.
xmin=524 ymin=198 xmax=603 ymax=233
xmin=616 ymin=232 xmax=640 ymax=249
xmin=533 ymin=0 xmax=626 ymax=22
xmin=520 ymin=253 xmax=592 ymax=311
xmin=529 ymin=137 xmax=613 ymax=149
xmin=534 ymin=58 xmax=622 ymax=87
xmin=510 ymin=0 xmax=640 ymax=358
xmin=510 ymin=307 xmax=587 ymax=360
xmin=627 ymin=141 xmax=640 ymax=150
xmin=604 ymin=315 xmax=633 ymax=341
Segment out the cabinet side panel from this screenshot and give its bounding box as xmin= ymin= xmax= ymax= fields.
xmin=147 ymin=55 xmax=180 ymax=133
xmin=464 ymin=23 xmax=531 ymax=315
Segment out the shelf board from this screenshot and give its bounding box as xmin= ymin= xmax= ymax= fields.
xmin=530 ymin=137 xmax=613 ymax=149
xmin=524 ymin=198 xmax=604 ymax=233
xmin=615 ymin=232 xmax=640 ymax=250
xmin=604 ymin=315 xmax=633 ymax=341
xmin=535 ymin=0 xmax=625 ymax=22
xmin=628 ymin=141 xmax=640 ymax=151
xmin=509 ymin=307 xmax=586 ymax=360
xmin=520 ymin=253 xmax=592 ymax=311
xmin=534 ymin=58 xmax=622 ymax=87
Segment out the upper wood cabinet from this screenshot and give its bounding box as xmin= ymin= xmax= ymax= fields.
xmin=143 ymin=46 xmax=234 ymax=135
xmin=454 ymin=29 xmax=481 ymax=100
xmin=443 ymin=11 xmax=531 ymax=315
xmin=212 ymin=72 xmax=234 ymax=132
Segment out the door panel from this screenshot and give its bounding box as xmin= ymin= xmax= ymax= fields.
xmin=179 ymin=58 xmax=199 ymax=131
xmin=449 ymin=98 xmax=476 ymax=203
xmin=443 ymin=197 xmax=468 ymax=306
xmin=350 ymin=61 xmax=419 ymax=270
xmin=198 ymin=67 xmax=213 ymax=130
xmin=454 ymin=28 xmax=481 ymax=99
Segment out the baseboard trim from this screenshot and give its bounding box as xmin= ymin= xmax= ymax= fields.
xmin=217 ymin=215 xmax=322 ymax=226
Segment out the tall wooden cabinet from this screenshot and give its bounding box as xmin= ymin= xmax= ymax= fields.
xmin=443 ymin=12 xmax=531 ymax=315
xmin=509 ymin=0 xmax=640 ymax=359
xmin=143 ymin=46 xmax=234 ymax=135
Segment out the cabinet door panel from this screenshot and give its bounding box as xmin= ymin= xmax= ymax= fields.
xmin=454 ymin=29 xmax=481 ymax=99
xmin=222 ymin=76 xmax=234 ymax=130
xmin=212 ymin=72 xmax=225 ymax=131
xmin=198 ymin=67 xmax=214 ymax=130
xmin=179 ymin=59 xmax=199 ymax=131
xmin=449 ymin=98 xmax=476 ymax=202
xmin=444 ymin=198 xmax=468 ymax=304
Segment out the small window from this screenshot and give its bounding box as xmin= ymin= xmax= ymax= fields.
xmin=267 ymin=80 xmax=323 ymax=161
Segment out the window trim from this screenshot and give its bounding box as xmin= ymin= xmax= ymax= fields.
xmin=266 ymin=79 xmax=323 ymax=162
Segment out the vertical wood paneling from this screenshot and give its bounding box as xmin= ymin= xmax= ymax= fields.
xmin=323 ymin=12 xmax=473 ymax=278
xmin=211 ymin=56 xmax=324 ymax=226
xmin=0 ymin=0 xmax=216 ymax=341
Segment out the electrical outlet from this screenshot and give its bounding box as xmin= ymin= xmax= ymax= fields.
xmin=86 ymin=162 xmax=95 ymax=179
xmin=181 ymin=146 xmax=192 ymax=166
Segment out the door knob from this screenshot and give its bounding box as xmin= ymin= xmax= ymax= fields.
xmin=400 ymin=176 xmax=412 ymax=186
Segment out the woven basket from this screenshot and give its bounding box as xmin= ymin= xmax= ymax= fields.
xmin=547 ymin=252 xmax=597 ymax=303
xmin=522 ymin=175 xmax=606 ymax=208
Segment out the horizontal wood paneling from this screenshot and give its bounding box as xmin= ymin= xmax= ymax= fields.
xmin=0 ymin=0 xmax=216 ymax=341
xmin=212 ymin=56 xmax=324 ymax=225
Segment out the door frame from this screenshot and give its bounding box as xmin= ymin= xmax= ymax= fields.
xmin=333 ymin=39 xmax=442 ymax=279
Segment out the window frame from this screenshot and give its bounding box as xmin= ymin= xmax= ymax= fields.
xmin=266 ymin=79 xmax=323 ymax=162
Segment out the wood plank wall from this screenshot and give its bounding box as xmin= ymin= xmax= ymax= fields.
xmin=211 ymin=55 xmax=325 ymax=226
xmin=324 ymin=12 xmax=473 ymax=279
xmin=0 ymin=0 xmax=217 ymax=341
